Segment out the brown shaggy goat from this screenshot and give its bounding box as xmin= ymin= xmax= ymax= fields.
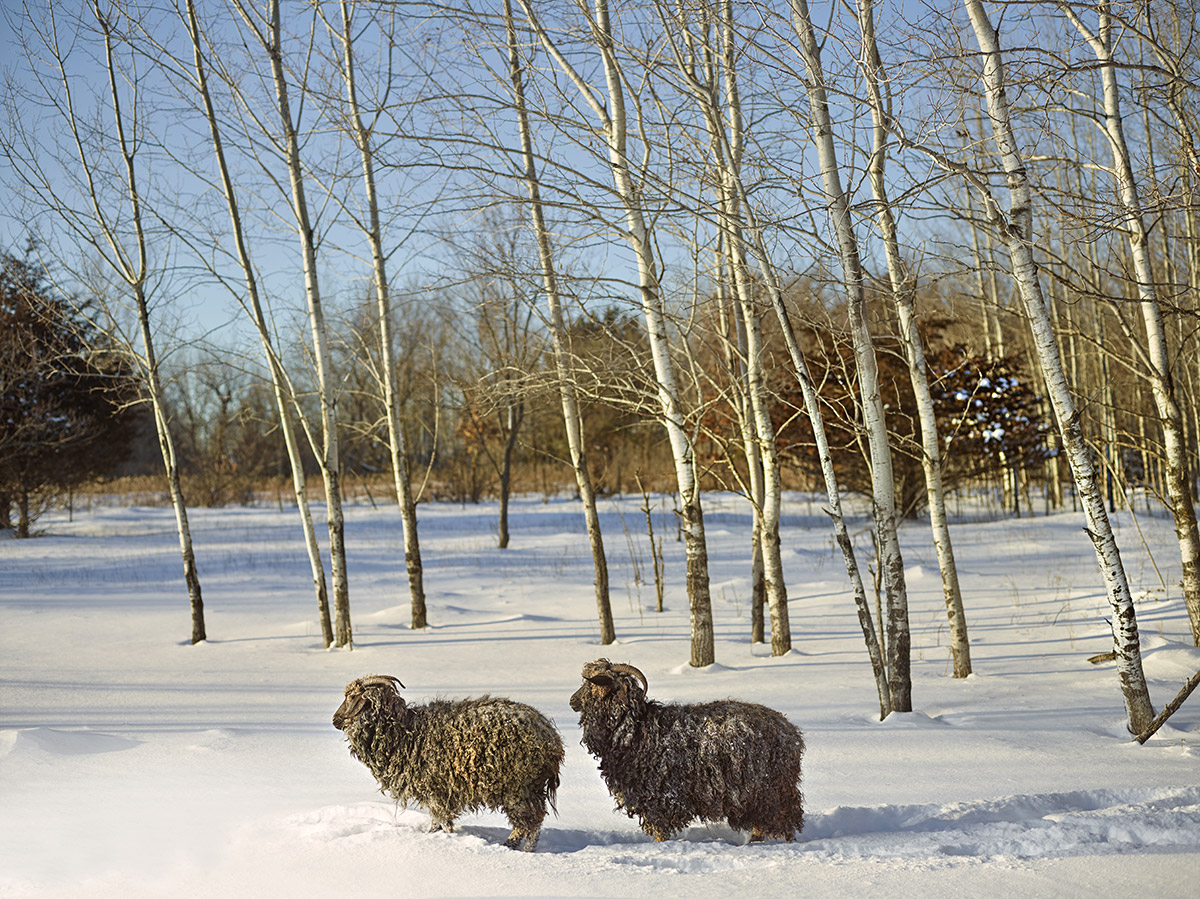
xmin=334 ymin=675 xmax=564 ymax=851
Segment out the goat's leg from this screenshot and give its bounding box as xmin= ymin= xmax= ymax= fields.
xmin=427 ymin=806 xmax=455 ymax=834
xmin=503 ymin=804 xmax=545 ymax=851
xmin=504 ymin=825 xmax=540 ymax=851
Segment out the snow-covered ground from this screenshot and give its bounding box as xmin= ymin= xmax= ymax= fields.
xmin=2 ymin=492 xmax=1198 ymax=897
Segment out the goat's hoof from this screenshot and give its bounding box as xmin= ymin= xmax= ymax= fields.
xmin=504 ymin=829 xmax=539 ymax=851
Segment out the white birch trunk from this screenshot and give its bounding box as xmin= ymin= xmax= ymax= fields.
xmin=717 ymin=1 xmax=790 ymax=656
xmin=184 ymin=0 xmax=333 ymax=647
xmin=1058 ymin=1 xmax=1200 ymax=647
xmin=655 ymin=0 xmax=888 ymax=710
xmin=92 ymin=3 xmax=205 ymax=644
xmin=734 ymin=268 xmax=791 ymax=657
xmin=663 ymin=0 xmax=791 ymax=654
xmin=242 ymin=0 xmax=352 ymax=647
xmin=720 ymin=218 xmax=789 ymax=653
xmin=964 ymin=0 xmax=1154 ymax=731
xmin=335 ymin=0 xmax=427 ymax=630
xmin=522 ymin=0 xmax=714 ymax=665
xmin=712 ymin=124 xmax=891 ymax=712
xmin=857 ymin=0 xmax=970 ymax=677
xmin=504 ymin=0 xmax=614 ymax=642
xmin=717 ymin=264 xmax=767 ymax=644
xmin=791 ymin=0 xmax=911 ymax=710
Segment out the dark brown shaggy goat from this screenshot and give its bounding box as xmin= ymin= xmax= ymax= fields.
xmin=333 ymin=675 xmax=564 ymax=851
xmin=569 ymin=659 xmax=805 ymax=842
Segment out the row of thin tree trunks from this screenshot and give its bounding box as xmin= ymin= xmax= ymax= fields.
xmin=223 ymin=0 xmax=1197 ymax=728
xmin=34 ymin=3 xmax=1199 ymax=734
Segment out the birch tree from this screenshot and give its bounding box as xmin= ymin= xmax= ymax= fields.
xmin=232 ymin=0 xmax=353 ymax=647
xmin=629 ymin=0 xmax=889 ymax=707
xmin=178 ymin=0 xmax=334 ymax=646
xmin=502 ymin=0 xmax=615 ymax=642
xmin=790 ymin=0 xmax=912 ymax=710
xmin=632 ymin=0 xmax=889 ymax=707
xmin=1 ymin=1 xmax=206 ymax=643
xmin=1057 ymin=0 xmax=1200 ymax=648
xmin=654 ymin=0 xmax=791 ymax=656
xmin=961 ymin=0 xmax=1154 ymax=732
xmin=713 ymin=249 xmax=768 ymax=644
xmin=326 ymin=0 xmax=427 ymax=629
xmin=519 ymin=0 xmax=715 ymax=666
xmin=856 ymin=0 xmax=970 ymax=677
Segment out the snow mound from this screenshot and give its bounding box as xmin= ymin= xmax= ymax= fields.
xmin=876 ymin=711 xmax=949 ymax=729
xmin=3 ymin=727 xmax=142 ymax=757
xmin=1140 ymin=636 xmax=1200 ymax=680
xmin=668 ymin=661 xmax=735 ymax=677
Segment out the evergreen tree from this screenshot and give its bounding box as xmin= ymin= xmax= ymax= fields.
xmin=0 ymin=248 xmax=138 ymax=536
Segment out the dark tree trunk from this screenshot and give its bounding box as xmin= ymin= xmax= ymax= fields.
xmin=497 ymin=400 xmax=522 ymax=550
xmin=751 ymin=518 xmax=765 ymax=644
xmin=17 ymin=490 xmax=30 ymax=539
xmin=683 ymin=497 xmax=715 ymax=667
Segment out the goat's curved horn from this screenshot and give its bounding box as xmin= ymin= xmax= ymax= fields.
xmin=359 ymin=674 xmax=405 ymax=690
xmin=609 ymin=663 xmax=647 ymax=694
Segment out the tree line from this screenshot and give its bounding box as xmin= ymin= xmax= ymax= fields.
xmin=3 ymin=0 xmax=1199 ymax=734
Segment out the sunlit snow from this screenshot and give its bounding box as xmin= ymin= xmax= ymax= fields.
xmin=2 ymin=492 xmax=1198 ymax=897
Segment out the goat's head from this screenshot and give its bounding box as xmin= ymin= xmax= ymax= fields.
xmin=333 ymin=674 xmax=407 ymax=731
xmin=570 ymin=658 xmax=648 ymax=712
